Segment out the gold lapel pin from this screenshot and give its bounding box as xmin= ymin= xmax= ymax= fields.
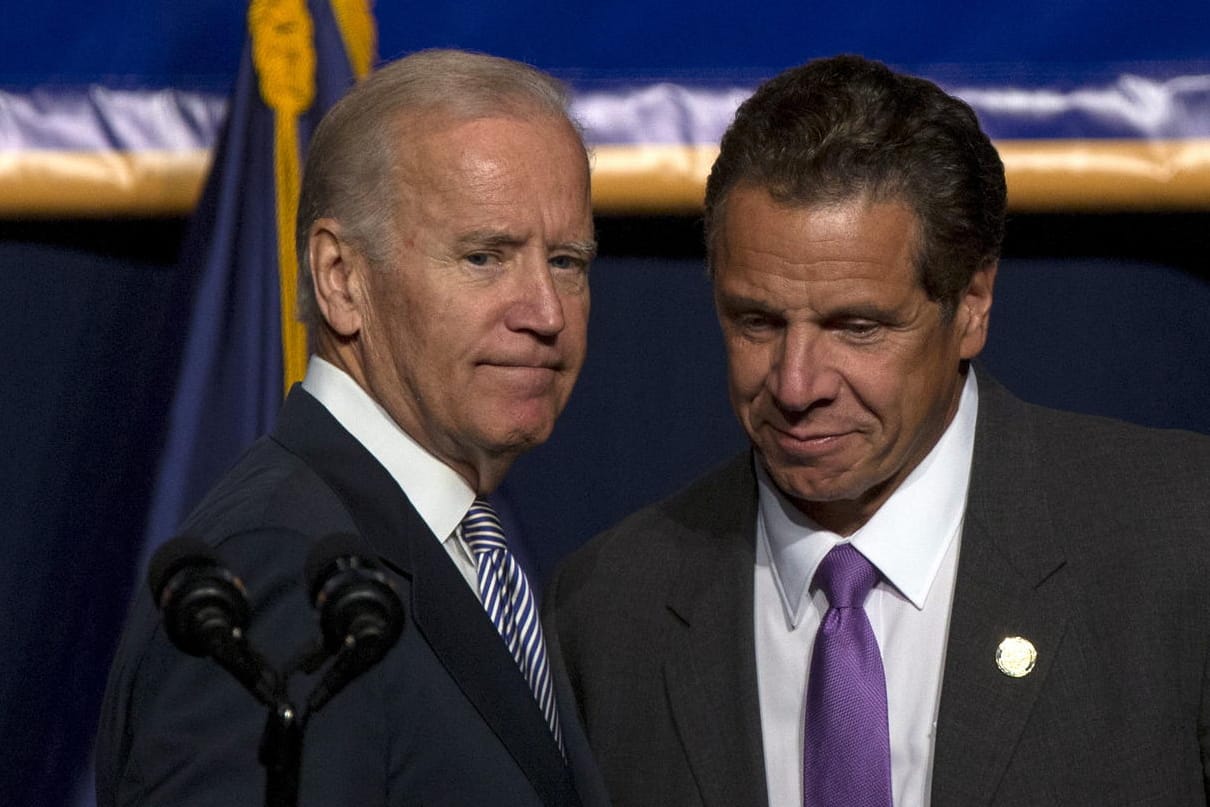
xmin=995 ymin=636 xmax=1037 ymax=678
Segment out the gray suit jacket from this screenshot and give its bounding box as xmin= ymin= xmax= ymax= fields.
xmin=545 ymin=369 xmax=1210 ymax=806
xmin=98 ymin=387 xmax=608 ymax=807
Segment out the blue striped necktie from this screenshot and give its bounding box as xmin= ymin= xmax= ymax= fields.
xmin=462 ymin=498 xmax=564 ymax=753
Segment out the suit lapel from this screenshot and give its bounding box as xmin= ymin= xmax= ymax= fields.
xmin=273 ymin=388 xmax=578 ymax=805
xmin=931 ymin=371 xmax=1069 ymax=805
xmin=405 ymin=526 xmax=580 ymax=805
xmin=662 ymin=454 xmax=769 ymax=807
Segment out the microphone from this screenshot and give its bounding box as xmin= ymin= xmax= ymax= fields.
xmin=148 ymin=536 xmax=278 ymax=706
xmin=302 ymin=533 xmax=405 ymax=714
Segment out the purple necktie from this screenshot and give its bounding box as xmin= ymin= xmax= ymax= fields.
xmin=804 ymin=544 xmax=893 ymax=807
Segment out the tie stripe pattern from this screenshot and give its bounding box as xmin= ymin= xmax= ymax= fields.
xmin=462 ymin=498 xmax=563 ymax=752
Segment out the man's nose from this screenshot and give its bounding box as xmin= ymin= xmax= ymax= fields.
xmin=504 ymin=256 xmax=566 ymax=337
xmin=768 ymin=327 xmax=841 ymax=411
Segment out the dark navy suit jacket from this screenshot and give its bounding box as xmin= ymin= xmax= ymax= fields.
xmin=97 ymin=387 xmax=608 ymax=807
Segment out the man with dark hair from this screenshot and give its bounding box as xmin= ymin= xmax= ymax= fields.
xmin=546 ymin=54 xmax=1210 ymax=806
xmin=97 ymin=49 xmax=607 ymax=807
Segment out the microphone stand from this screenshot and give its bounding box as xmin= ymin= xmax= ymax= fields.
xmin=255 ymin=638 xmax=349 ymax=807
xmin=256 ymin=539 xmax=406 ymax=805
xmin=259 ymin=694 xmax=306 ymax=807
xmin=151 ymin=536 xmax=402 ymax=807
xmin=257 ymin=642 xmax=326 ymax=807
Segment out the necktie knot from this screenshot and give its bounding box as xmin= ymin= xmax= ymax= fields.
xmin=462 ymin=498 xmax=509 ymax=555
xmin=812 ymin=544 xmax=878 ymax=610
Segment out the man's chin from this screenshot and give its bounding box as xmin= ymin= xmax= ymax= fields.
xmin=762 ymin=458 xmax=867 ymax=507
xmin=481 ymin=417 xmax=558 ymax=456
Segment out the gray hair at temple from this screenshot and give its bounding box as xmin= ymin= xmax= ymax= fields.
xmin=704 ymin=54 xmax=1006 ymax=316
xmin=295 ymin=48 xmax=584 ymax=331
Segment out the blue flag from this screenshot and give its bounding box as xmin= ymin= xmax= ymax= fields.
xmin=141 ymin=0 xmax=376 ymax=566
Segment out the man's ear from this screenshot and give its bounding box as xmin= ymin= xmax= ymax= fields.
xmin=309 ymin=218 xmax=363 ymax=337
xmin=958 ymin=261 xmax=997 ymax=360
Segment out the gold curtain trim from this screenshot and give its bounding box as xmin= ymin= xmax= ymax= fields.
xmin=591 ymin=138 xmax=1210 ymax=214
xmin=0 ymin=149 xmax=211 ymax=217
xmin=4 ymin=138 xmax=1210 ymax=217
xmin=998 ymin=139 xmax=1210 ymax=211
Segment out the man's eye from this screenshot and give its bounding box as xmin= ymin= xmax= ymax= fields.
xmin=735 ymin=313 xmax=777 ymax=333
xmin=840 ymin=321 xmax=881 ymax=338
xmin=550 ymin=254 xmax=587 ymax=272
xmin=465 ymin=252 xmax=494 ymax=267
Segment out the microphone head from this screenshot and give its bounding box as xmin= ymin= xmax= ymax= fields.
xmin=148 ymin=536 xmax=250 ymax=658
xmin=148 ymin=535 xmax=220 ymax=604
xmin=304 ymin=533 xmax=404 ymax=655
xmin=304 ymin=532 xmax=366 ymax=604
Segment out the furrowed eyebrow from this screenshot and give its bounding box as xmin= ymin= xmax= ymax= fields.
xmin=717 ymin=292 xmax=775 ymax=313
xmin=453 ymin=232 xmax=597 ymax=260
xmin=454 ymin=230 xmax=526 ymax=251
xmin=824 ymin=302 xmax=903 ymax=322
xmin=556 ymin=239 xmax=598 ymax=260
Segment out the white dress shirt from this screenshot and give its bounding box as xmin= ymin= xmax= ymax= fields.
xmin=755 ymin=371 xmax=979 ymax=807
xmin=300 ymin=356 xmax=480 ymax=592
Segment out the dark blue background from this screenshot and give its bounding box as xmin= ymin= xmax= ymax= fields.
xmin=3 ymin=207 xmax=1209 ymax=806
xmin=4 ymin=1 xmax=1210 ymax=90
xmin=2 ymin=3 xmax=1209 ymax=805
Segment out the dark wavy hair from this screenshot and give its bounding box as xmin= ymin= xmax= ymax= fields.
xmin=704 ymin=54 xmax=1006 ymax=315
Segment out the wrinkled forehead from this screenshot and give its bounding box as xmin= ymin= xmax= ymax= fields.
xmin=390 ymin=101 xmax=587 ymax=158
xmin=708 ymin=181 xmax=923 ymax=266
xmin=383 ymin=110 xmax=590 ymax=202
xmin=370 ymin=113 xmax=594 ymax=253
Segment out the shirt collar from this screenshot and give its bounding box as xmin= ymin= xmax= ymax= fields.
xmin=301 ymin=356 xmax=475 ymax=543
xmin=757 ymin=370 xmax=979 ymax=623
